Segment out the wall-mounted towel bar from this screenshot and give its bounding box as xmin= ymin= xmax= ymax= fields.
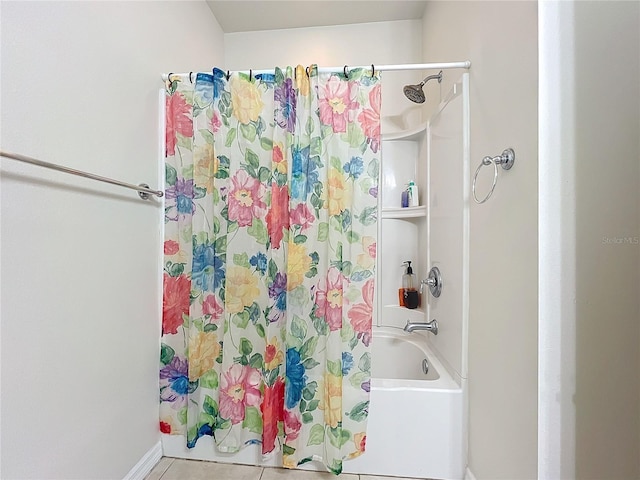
xmin=0 ymin=150 xmax=163 ymax=200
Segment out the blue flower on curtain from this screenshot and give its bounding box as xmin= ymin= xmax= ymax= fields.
xmin=291 ymin=144 xmax=318 ymax=200
xmin=285 ymin=347 xmax=307 ymax=409
xmin=192 ymin=240 xmax=225 ymax=292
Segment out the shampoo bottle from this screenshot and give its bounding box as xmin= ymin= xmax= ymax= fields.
xmin=408 ymin=181 xmax=419 ymax=207
xmin=401 ymin=261 xmax=419 ymax=309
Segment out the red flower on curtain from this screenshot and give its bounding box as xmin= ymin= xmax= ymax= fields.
xmin=165 ymin=92 xmax=193 ymax=157
xmin=261 ymin=377 xmax=285 ymax=454
xmin=266 ymin=184 xmax=290 ymax=249
xmin=357 ymin=84 xmax=381 ymax=153
xmin=162 ymin=273 xmax=190 ymax=335
xmin=348 ymin=278 xmax=374 ymax=346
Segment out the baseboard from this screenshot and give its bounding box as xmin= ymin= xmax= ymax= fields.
xmin=123 ymin=441 xmax=163 ymax=480
xmin=464 ymin=467 xmax=477 ymax=480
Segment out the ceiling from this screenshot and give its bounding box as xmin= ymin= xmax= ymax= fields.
xmin=206 ymin=0 xmax=428 ymax=33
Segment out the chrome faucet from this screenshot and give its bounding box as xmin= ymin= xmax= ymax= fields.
xmin=403 ymin=318 xmax=438 ymax=335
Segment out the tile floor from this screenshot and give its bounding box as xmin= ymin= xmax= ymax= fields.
xmin=145 ymin=457 xmax=428 ymax=480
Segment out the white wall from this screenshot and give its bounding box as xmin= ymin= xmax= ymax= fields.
xmin=0 ymin=2 xmax=224 ymax=478
xmin=540 ymin=1 xmax=640 ymax=478
xmin=422 ymin=2 xmax=538 ymax=479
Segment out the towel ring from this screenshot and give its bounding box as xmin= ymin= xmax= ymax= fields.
xmin=472 ymin=148 xmax=515 ymax=204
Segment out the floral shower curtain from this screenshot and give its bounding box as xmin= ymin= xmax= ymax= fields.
xmin=160 ymin=65 xmax=380 ymax=473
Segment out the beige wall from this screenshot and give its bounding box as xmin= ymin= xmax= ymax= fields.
xmin=422 ymin=2 xmax=538 ymax=478
xmin=0 ymin=2 xmax=224 ymax=478
xmin=571 ymin=2 xmax=640 ymax=478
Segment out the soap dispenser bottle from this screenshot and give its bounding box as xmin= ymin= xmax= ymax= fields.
xmin=400 ymin=261 xmax=419 ymax=309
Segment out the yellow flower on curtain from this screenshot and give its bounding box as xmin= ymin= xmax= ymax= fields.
xmin=188 ymin=331 xmax=221 ymax=381
xmin=295 ymin=65 xmax=310 ymax=97
xmin=356 ymin=236 xmax=376 ymax=269
xmin=265 ymin=336 xmax=284 ymax=370
xmin=226 ymin=266 xmax=260 ymax=313
xmin=287 ymin=242 xmax=312 ymax=290
xmin=319 ymin=371 xmax=343 ymax=428
xmin=230 ymin=75 xmax=263 ymax=124
xmin=194 ymin=143 xmax=215 ymax=193
xmin=326 ymin=167 xmax=352 ymax=216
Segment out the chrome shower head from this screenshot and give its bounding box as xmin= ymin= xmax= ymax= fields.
xmin=403 ymin=70 xmax=443 ymax=104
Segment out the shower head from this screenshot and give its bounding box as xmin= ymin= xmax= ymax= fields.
xmin=403 ymin=70 xmax=443 ymax=104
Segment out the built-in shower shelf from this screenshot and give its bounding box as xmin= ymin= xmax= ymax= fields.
xmin=381 ymin=205 xmax=427 ymax=219
xmin=382 ymin=304 xmax=426 ymax=322
xmin=381 ymin=122 xmax=427 ymax=141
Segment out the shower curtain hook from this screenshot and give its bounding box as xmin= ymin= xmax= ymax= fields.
xmin=371 ymin=64 xmax=375 ymax=77
xmin=344 ymin=65 xmax=349 ymax=78
xmin=305 ymin=66 xmax=310 ymax=77
xmin=189 ymin=72 xmax=194 ymax=84
xmin=249 ymin=69 xmax=252 ymax=81
xmin=226 ymin=70 xmax=230 ymax=80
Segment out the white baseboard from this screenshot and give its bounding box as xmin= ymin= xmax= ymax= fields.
xmin=123 ymin=441 xmax=163 ymax=480
xmin=464 ymin=467 xmax=477 ymax=480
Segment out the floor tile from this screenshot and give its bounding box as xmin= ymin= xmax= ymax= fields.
xmin=160 ymin=458 xmax=263 ymax=480
xmin=144 ymin=457 xmax=174 ymax=480
xmin=261 ymin=466 xmax=359 ymax=480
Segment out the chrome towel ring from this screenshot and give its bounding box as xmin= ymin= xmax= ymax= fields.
xmin=472 ymin=148 xmax=515 ymax=204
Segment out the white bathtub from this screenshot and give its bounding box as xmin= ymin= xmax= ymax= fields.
xmin=344 ymin=326 xmax=465 ymax=479
xmin=162 ymin=326 xmax=465 ymax=479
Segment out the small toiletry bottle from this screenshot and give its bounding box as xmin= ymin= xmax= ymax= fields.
xmin=408 ymin=181 xmax=419 ymax=207
xmin=401 ymin=189 xmax=409 ymax=208
xmin=402 ymin=261 xmax=419 ymax=309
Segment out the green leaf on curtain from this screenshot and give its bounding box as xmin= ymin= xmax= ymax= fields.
xmin=340 ymin=323 xmax=354 ymax=342
xmin=302 ymin=412 xmax=313 ymax=424
xmin=328 ymin=427 xmax=351 ymax=449
xmin=167 ymin=262 xmax=184 ymax=277
xmin=350 ymin=270 xmax=372 ymax=282
xmin=258 ymin=166 xmax=271 ymax=183
xmin=193 ymin=318 xmax=204 ymax=332
xmin=307 ymin=399 xmax=320 ymax=412
xmin=178 ymin=407 xmax=188 ymax=425
xmin=300 ymin=336 xmax=318 ymax=360
xmin=165 ymin=164 xmax=178 ymax=186
xmin=203 ymin=323 xmax=218 ymax=332
xmin=307 ymin=424 xmax=325 ymax=446
xmin=249 ymin=353 xmax=263 ymax=369
xmin=300 ymin=399 xmax=307 ymax=412
xmin=256 ymin=323 xmax=266 ymax=339
xmin=160 ymin=344 xmax=175 ymax=365
xmin=233 ymin=311 xmax=250 ymax=329
xmin=348 ymin=335 xmax=358 ymax=351
xmin=225 ymin=128 xmax=237 ymax=147
xmin=194 ymin=186 xmax=207 ymax=200
xmin=216 ymin=155 xmax=230 ymax=179
xmin=268 ymin=259 xmax=278 ymax=280
xmin=233 ymin=252 xmax=251 ymax=268
xmin=312 ymin=316 xmax=329 ymax=336
xmin=243 ymin=406 xmax=263 ymax=434
xmin=200 ymin=370 xmax=219 ymax=389
xmin=310 ymin=136 xmax=322 ymax=157
xmin=347 ymin=401 xmax=369 ymax=422
xmin=240 ymin=337 xmax=253 ymax=355
xmin=302 ymin=382 xmax=317 ymax=402
xmin=326 ymin=359 xmax=342 ymax=377
xmin=267 ymin=368 xmax=279 ymax=386
xmin=346 ymin=231 xmax=360 ymax=243
xmin=321 ymin=124 xmax=333 ymax=140
xmin=317 ymin=222 xmax=329 ymax=242
xmin=349 ymin=371 xmax=369 ymax=389
xmin=177 ymin=133 xmax=192 ymax=151
xmin=259 ymin=136 xmax=273 ymax=151
xmin=212 ymin=216 xmax=220 ymax=235
xmin=199 ymin=412 xmax=215 ymax=427
xmin=228 ymin=221 xmax=238 ymax=234
xmin=358 ymin=352 xmax=371 ymax=373
xmin=256 ymin=117 xmax=267 ymax=137
xmin=199 ymin=128 xmax=214 ymax=145
xmin=305 ymin=117 xmax=315 ymax=137
xmin=248 ymin=302 xmax=261 ymax=323
xmin=247 ymin=219 xmax=268 ymax=244
xmin=245 ymin=148 xmax=260 ymax=169
xmin=341 ymin=122 xmax=366 ymax=149
xmin=358 ymin=206 xmax=377 ymax=226
xmin=293 ymin=234 xmax=307 ymax=245
xmin=302 ymin=358 xmax=320 ymax=370
xmin=330 ymin=156 xmax=342 ymax=171
xmin=291 ymin=315 xmax=308 ymax=340
xmin=214 ymin=235 xmax=227 ymax=253
xmin=240 ymin=123 xmax=257 ymax=142
xmin=367 ymin=158 xmax=379 ymax=180
xmin=203 ymin=395 xmax=218 ymax=416
xmin=282 ymin=444 xmax=296 ymax=456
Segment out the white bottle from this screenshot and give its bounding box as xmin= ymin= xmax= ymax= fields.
xmin=407 ymin=181 xmax=419 ymax=207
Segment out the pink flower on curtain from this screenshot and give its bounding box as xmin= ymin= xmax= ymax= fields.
xmin=162 ymin=273 xmax=190 ymax=335
xmin=211 ymin=111 xmax=221 ymax=133
xmin=261 ymin=377 xmax=285 ymax=454
xmin=357 ymin=83 xmax=381 ymax=153
xmin=202 ymin=294 xmax=223 ymax=320
xmin=314 ymin=267 xmax=347 ymax=331
xmin=266 ymin=183 xmax=289 ymax=249
xmin=318 ymin=76 xmax=359 ymax=133
xmin=164 ymin=240 xmax=180 ymax=256
xmin=284 ymin=409 xmax=301 ymax=441
xmin=228 ymin=170 xmax=267 ymax=227
xmin=348 ymin=278 xmax=374 ymax=346
xmin=165 ymin=92 xmax=193 ymax=157
xmin=219 ymin=364 xmax=261 ymax=424
xmin=290 ymin=203 xmax=315 ymax=231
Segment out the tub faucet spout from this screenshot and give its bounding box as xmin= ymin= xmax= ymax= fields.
xmin=404 ymin=319 xmax=438 ymax=335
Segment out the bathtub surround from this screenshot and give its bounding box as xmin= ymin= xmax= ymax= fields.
xmin=161 ymin=67 xmax=380 ymax=472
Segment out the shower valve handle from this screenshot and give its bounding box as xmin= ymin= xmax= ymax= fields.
xmin=420 ymin=267 xmax=443 ymax=298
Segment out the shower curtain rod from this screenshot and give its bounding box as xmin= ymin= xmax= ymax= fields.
xmin=161 ymin=61 xmax=471 ymax=81
xmin=0 ymin=150 xmax=164 ymax=199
